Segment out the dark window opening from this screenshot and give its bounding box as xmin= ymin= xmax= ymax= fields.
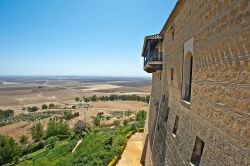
xmin=165 ymin=107 xmax=170 ymax=122
xmin=190 ymin=137 xmax=205 ymax=166
xmin=172 ymin=31 xmax=175 ymax=40
xmin=171 ymin=68 xmax=174 ymax=81
xmin=183 ymin=54 xmax=193 ymax=102
xmin=172 ymin=115 xmax=179 ymax=137
xmin=162 ymin=95 xmax=165 ymax=102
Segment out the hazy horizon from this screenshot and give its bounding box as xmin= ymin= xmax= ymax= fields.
xmin=0 ymin=0 xmax=176 ymax=76
xmin=0 ymin=75 xmax=151 ymax=79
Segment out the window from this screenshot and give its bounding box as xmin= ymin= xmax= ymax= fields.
xmin=172 ymin=115 xmax=179 ymax=137
xmin=171 ymin=68 xmax=174 ymax=81
xmin=190 ymin=137 xmax=205 ymax=166
xmin=165 ymin=107 xmax=170 ymax=122
xmin=171 ymin=31 xmax=175 ymax=40
xmin=158 ymin=71 xmax=162 ymax=80
xmin=182 ymin=52 xmax=193 ymax=102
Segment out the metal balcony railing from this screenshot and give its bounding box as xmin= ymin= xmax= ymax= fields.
xmin=144 ymin=52 xmax=163 ymax=67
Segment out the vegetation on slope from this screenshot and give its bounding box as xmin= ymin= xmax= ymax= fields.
xmin=16 ymin=123 xmax=143 ymax=166
xmin=1 ymin=110 xmax=146 ymax=166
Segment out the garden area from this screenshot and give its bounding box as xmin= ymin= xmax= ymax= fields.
xmin=0 ymin=110 xmax=146 ymax=166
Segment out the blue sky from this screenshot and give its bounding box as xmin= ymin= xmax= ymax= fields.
xmin=0 ymin=0 xmax=176 ymax=77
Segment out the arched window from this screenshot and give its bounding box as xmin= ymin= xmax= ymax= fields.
xmin=182 ymin=52 xmax=193 ymax=102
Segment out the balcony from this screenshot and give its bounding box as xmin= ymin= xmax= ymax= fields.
xmin=141 ymin=34 xmax=163 ymax=73
xmin=143 ymin=52 xmax=163 ymax=73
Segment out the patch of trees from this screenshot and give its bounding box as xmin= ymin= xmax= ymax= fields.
xmin=27 ymin=106 xmax=39 ymax=112
xmin=0 ymin=113 xmax=51 ymax=127
xmin=46 ymin=119 xmax=70 ymax=138
xmin=30 ymin=119 xmax=70 ymax=142
xmin=1 ymin=118 xmax=73 ymax=165
xmin=80 ymin=94 xmax=150 ymax=103
xmin=62 ymin=112 xmax=79 ymax=121
xmin=0 ymin=109 xmax=14 ymax=119
xmin=0 ymin=134 xmax=21 ymax=165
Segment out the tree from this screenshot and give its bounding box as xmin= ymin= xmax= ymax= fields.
xmin=42 ymin=104 xmax=48 ymax=110
xmin=0 ymin=135 xmax=21 ymax=165
xmin=72 ymin=105 xmax=76 ymax=109
xmin=19 ymin=134 xmax=28 ymax=145
xmin=31 ymin=122 xmax=44 ymax=141
xmin=49 ymin=103 xmax=55 ymax=109
xmin=75 ymin=97 xmax=80 ymax=102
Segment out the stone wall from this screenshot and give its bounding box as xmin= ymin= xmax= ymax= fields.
xmin=143 ymin=0 xmax=250 ymax=165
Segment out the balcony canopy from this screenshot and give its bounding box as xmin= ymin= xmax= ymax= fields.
xmin=141 ymin=34 xmax=163 ymax=57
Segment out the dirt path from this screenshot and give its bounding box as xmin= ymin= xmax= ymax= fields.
xmin=117 ymin=133 xmax=144 ymax=166
xmin=72 ymin=139 xmax=82 ymax=153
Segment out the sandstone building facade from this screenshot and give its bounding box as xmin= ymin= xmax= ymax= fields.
xmin=140 ymin=0 xmax=250 ymax=165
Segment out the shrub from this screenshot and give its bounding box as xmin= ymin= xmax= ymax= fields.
xmin=123 ymin=119 xmax=129 ymax=126
xmin=93 ymin=116 xmax=101 ymax=127
xmin=19 ymin=134 xmax=28 ymax=145
xmin=72 ymin=105 xmax=76 ymax=109
xmin=21 ymin=140 xmax=45 ymax=155
xmin=113 ymin=120 xmax=120 ymax=127
xmin=138 ymin=128 xmax=144 ymax=132
xmin=124 ymin=110 xmax=133 ymax=117
xmin=46 ymin=136 xmax=59 ymax=148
